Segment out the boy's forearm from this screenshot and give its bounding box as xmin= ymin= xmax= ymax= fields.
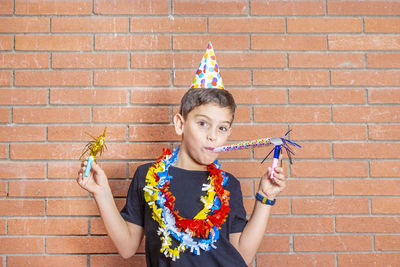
xmin=93 ymin=189 xmax=142 ymax=258
xmin=235 ymin=200 xmax=272 ymax=264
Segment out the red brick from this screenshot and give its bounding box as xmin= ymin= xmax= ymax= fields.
xmin=294 ymin=235 xmax=372 ymax=252
xmin=372 ymin=197 xmax=400 ymax=214
xmin=233 ymin=89 xmax=287 ymax=105
xmin=8 ymin=180 xmax=88 ymax=197
xmin=329 ymin=35 xmax=400 ymax=50
xmin=48 ymin=161 xmax=126 ymax=179
xmin=10 ymin=143 xmax=84 ymax=160
xmin=47 ymin=199 xmax=100 ymax=216
xmin=367 ymin=53 xmax=400 ymax=68
xmin=252 ymin=35 xmax=326 ymax=50
xmin=338 ymin=253 xmax=400 ymax=267
xmin=174 ymin=70 xmax=250 ymax=86
xmin=14 ymin=70 xmax=91 ymax=86
xmin=232 ymin=106 xmax=251 ymax=123
xmin=337 ymin=216 xmax=400 ymax=233
xmin=0 ymin=17 xmax=49 ymax=33
xmin=209 ymin=18 xmax=284 ymax=33
xmin=0 ymin=89 xmax=47 ymax=105
xmin=252 ymin=0 xmax=324 ymax=15
xmin=0 ymin=181 xmax=5 ymax=196
xmin=0 ymin=144 xmax=8 ymax=158
xmin=131 ymin=17 xmax=206 ymax=32
xmin=254 ymin=106 xmax=330 ymax=122
xmin=376 ymin=235 xmax=400 ymax=250
xmin=257 ymin=254 xmax=335 ymax=267
xmin=328 ymin=0 xmax=400 ymax=15
xmin=131 ymin=88 xmax=185 ymax=104
xmin=52 ymin=17 xmax=128 ymax=33
xmin=174 ymin=0 xmax=248 ymax=15
xmin=0 ymin=108 xmax=9 ymax=123
xmin=129 ymin=125 xmax=178 ymax=142
xmin=0 ymin=200 xmax=44 ymax=216
xmin=224 ymin=124 xmax=286 ymax=141
xmin=333 ymin=106 xmax=400 ymax=122
xmin=0 ymin=162 xmax=45 ymax=178
xmin=15 ymin=0 xmax=91 ymax=15
xmin=0 ymin=0 xmax=12 ymax=14
xmin=237 ymin=179 xmax=254 ymax=197
xmin=0 ymin=219 xmax=5 ymax=234
xmin=48 ymin=125 xmax=126 ymax=142
xmin=335 ymin=179 xmax=400 ymax=196
xmin=95 ymin=35 xmax=170 ymax=50
xmin=7 ymin=256 xmax=87 ymax=267
xmin=8 ymin=218 xmax=88 ymax=235
xmin=371 ymin=161 xmax=400 ymax=177
xmin=131 ymin=53 xmax=174 ymax=69
xmin=0 ymin=237 xmax=43 ymax=253
xmin=0 ymin=71 xmax=11 ymax=86
xmin=50 ymin=89 xmax=127 ymax=105
xmin=108 ymin=180 xmax=130 ymax=197
xmin=281 ymin=179 xmax=333 ymax=196
xmin=291 ymin=161 xmax=368 ymax=178
xmin=334 ymin=143 xmax=400 ymax=159
xmin=90 ymin=255 xmax=146 ymax=267
xmin=94 ymin=70 xmax=170 ymax=86
xmin=290 ymin=124 xmax=366 ymax=140
xmin=369 ymin=124 xmax=400 ymax=140
xmin=0 ymin=36 xmax=12 ymax=50
xmin=289 ymin=53 xmax=364 ymax=68
xmin=221 ymin=53 xmax=287 ymax=68
xmin=0 ymin=126 xmax=45 ymax=141
xmin=258 ymin=236 xmax=290 ymax=252
xmin=288 ymin=18 xmax=361 ymax=33
xmin=254 ymin=70 xmax=329 ymax=86
xmin=93 ymin=107 xmax=169 ymax=123
xmin=15 ymin=35 xmax=91 ymax=51
xmin=52 ymin=53 xmax=128 ymax=69
xmin=13 ymin=107 xmax=90 ymax=123
xmin=369 ymin=88 xmax=400 ymax=103
xmin=173 ymin=35 xmax=249 ymax=50
xmin=100 ymin=143 xmax=168 ymax=160
xmin=267 ymin=217 xmax=333 ymax=233
xmin=90 ymin=218 xmax=106 ymax=235
xmin=46 ymin=236 xmax=117 ymax=253
xmin=365 ymin=18 xmax=400 ymax=33
xmin=290 ymin=88 xmax=365 ymax=104
xmin=95 ymin=0 xmax=168 ymax=14
xmin=292 ymin=198 xmax=369 ymax=215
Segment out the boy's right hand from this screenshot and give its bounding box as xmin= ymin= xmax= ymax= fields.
xmin=77 ymin=160 xmax=110 ymax=197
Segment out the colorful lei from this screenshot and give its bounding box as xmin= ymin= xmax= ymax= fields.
xmin=143 ymin=146 xmax=230 ymax=261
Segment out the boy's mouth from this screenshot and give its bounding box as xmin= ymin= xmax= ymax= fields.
xmin=204 ymin=147 xmax=215 ymax=152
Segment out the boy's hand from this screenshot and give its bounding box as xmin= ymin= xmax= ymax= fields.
xmin=77 ymin=160 xmax=110 ymax=197
xmin=258 ymin=165 xmax=286 ymax=200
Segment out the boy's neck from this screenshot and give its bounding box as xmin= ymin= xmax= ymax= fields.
xmin=174 ymin=149 xmax=208 ymax=171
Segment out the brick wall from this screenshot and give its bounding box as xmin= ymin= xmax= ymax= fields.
xmin=1 ymin=0 xmax=400 ymax=266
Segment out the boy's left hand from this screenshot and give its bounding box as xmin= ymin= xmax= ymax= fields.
xmin=258 ymin=165 xmax=286 ymax=200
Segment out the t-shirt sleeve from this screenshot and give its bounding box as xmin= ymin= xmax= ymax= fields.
xmin=120 ymin=164 xmax=148 ymax=226
xmin=227 ymin=173 xmax=248 ymax=233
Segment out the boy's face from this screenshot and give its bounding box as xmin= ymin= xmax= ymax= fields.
xmin=174 ymin=103 xmax=232 ymax=170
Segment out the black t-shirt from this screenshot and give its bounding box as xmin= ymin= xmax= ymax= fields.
xmin=120 ymin=163 xmax=248 ymax=267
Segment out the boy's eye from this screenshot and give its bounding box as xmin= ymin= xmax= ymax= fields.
xmin=198 ymin=121 xmax=208 ymax=127
xmin=219 ymin=126 xmax=228 ymax=132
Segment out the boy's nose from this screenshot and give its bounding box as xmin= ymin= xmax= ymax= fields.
xmin=207 ymin=130 xmax=217 ymax=141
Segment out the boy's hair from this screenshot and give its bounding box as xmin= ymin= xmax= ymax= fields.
xmin=179 ymin=88 xmax=236 ymax=123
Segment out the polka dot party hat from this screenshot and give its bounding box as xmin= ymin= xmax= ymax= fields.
xmin=190 ymin=41 xmax=224 ymax=89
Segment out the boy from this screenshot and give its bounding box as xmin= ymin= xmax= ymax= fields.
xmin=77 ymin=42 xmax=286 ymax=266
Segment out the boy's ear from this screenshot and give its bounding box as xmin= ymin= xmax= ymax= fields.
xmin=173 ymin=113 xmax=184 ymax=135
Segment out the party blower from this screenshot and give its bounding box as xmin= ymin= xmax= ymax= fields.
xmin=79 ymin=127 xmax=107 ymax=177
xmin=213 ymin=130 xmax=301 ymax=180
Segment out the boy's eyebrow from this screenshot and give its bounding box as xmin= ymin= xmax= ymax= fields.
xmin=194 ymin=114 xmax=232 ymax=125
